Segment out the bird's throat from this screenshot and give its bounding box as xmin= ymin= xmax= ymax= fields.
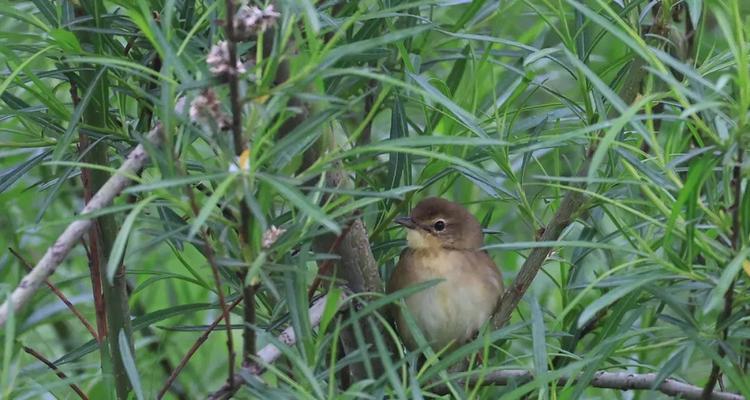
xmin=406 ymin=229 xmax=441 ymax=250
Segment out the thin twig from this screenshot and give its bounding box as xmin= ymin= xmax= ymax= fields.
xmin=23 ymin=346 xmax=89 ymax=400
xmin=185 ymin=187 xmax=236 ymax=389
xmin=0 ymin=124 xmax=165 ymax=326
xmin=431 ymin=369 xmax=744 ymax=400
xmin=157 ymin=297 xmax=244 ymax=400
xmin=9 ymin=248 xmax=98 ymax=341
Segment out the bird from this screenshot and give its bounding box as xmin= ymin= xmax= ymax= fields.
xmin=386 ymin=197 xmax=503 ymax=352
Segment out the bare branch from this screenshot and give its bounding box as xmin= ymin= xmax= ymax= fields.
xmin=492 ymin=45 xmax=650 ymax=329
xmin=433 ymin=369 xmax=744 ymax=400
xmin=185 ymin=187 xmax=237 ymax=388
xmin=9 ymin=248 xmax=98 ymax=341
xmin=157 ymin=297 xmax=244 ymax=400
xmin=23 ymin=345 xmax=89 ymax=400
xmin=0 ymin=124 xmax=164 ymax=326
xmin=491 ymin=159 xmax=589 ymax=329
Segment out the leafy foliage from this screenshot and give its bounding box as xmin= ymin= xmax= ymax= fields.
xmin=1 ymin=0 xmax=749 ymax=399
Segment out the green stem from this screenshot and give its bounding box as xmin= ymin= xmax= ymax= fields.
xmin=75 ymin=1 xmax=134 ymax=398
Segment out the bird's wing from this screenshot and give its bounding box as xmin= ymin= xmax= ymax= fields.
xmin=387 ymin=248 xmax=411 ymax=293
xmin=477 ymin=250 xmax=504 ymax=295
xmin=385 ymin=248 xmax=413 ymax=322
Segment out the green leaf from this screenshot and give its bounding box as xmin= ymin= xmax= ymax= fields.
xmin=51 ymin=66 xmax=109 ymax=167
xmin=530 ymin=298 xmax=548 ymax=382
xmin=409 ymin=73 xmax=487 ymax=138
xmin=124 ymin=172 xmax=230 ymax=193
xmin=685 ymin=0 xmax=702 ymax=27
xmin=187 ymin=174 xmax=237 ymax=240
xmin=118 ymin=330 xmax=144 ymax=400
xmin=0 ymin=150 xmax=51 ymax=194
xmin=49 ymin=29 xmax=82 ymax=53
xmin=258 ymin=173 xmax=340 ymax=234
xmin=577 ymin=276 xmax=661 ymax=328
xmin=0 ymin=45 xmax=55 ymax=101
xmin=55 ymin=303 xmax=219 ymax=365
xmin=319 ymin=287 xmax=342 ymax=335
xmin=703 ymin=247 xmax=750 ymax=315
xmin=107 ymin=195 xmax=157 ymax=284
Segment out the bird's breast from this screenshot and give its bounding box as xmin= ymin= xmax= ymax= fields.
xmin=398 ymin=249 xmax=501 ymax=350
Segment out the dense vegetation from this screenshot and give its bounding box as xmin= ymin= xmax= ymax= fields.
xmin=1 ymin=0 xmax=749 ymax=399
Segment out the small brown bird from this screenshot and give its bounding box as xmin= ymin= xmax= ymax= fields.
xmin=387 ymin=197 xmax=503 ymax=351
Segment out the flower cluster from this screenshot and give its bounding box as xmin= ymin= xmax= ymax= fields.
xmin=262 ymin=225 xmax=286 ymax=248
xmin=234 ymin=4 xmax=281 ymax=40
xmin=206 ymin=41 xmax=247 ymax=77
xmin=189 ymin=89 xmax=229 ymax=130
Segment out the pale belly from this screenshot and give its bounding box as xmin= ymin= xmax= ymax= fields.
xmin=402 ymin=272 xmax=497 ymax=350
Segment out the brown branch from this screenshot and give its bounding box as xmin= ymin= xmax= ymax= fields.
xmin=491 ymin=158 xmax=590 ymax=329
xmin=702 ymin=147 xmax=744 ymax=398
xmin=207 ymin=292 xmax=346 ymax=400
xmin=0 ymin=124 xmax=165 ymax=326
xmin=432 ymin=369 xmax=744 ymax=400
xmin=125 ymin=281 xmax=188 ymax=400
xmin=157 ymin=297 xmax=244 ymax=400
xmin=222 ymin=0 xmax=244 ymax=155
xmin=76 ymin=105 xmax=107 ymax=344
xmin=491 ymin=35 xmax=649 ymax=329
xmin=185 ymin=187 xmax=236 ymax=389
xmin=23 ymin=345 xmax=89 ymax=400
xmin=307 ymin=218 xmax=358 ymax=301
xmin=85 ymin=232 xmax=107 ymax=342
xmin=222 ymin=0 xmax=255 ymax=367
xmin=9 ymin=248 xmax=98 ymax=341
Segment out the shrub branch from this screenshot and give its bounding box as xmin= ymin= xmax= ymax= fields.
xmin=433 ymin=369 xmax=744 ymax=400
xmin=22 ymin=346 xmax=89 ymax=400
xmin=0 ymin=124 xmax=164 ymax=326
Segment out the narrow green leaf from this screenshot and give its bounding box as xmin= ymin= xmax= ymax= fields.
xmin=51 ymin=66 xmax=109 ymax=166
xmin=258 ymin=173 xmax=340 ymax=234
xmin=118 ymin=330 xmax=144 ymax=400
xmin=703 ymin=247 xmax=750 ymax=315
xmin=49 ymin=29 xmax=82 ymax=53
xmin=685 ymin=0 xmax=702 ymax=27
xmin=577 ymin=276 xmax=660 ymax=328
xmin=187 ymin=174 xmax=237 ymax=240
xmin=317 ymin=25 xmax=431 ymax=71
xmin=0 ymin=150 xmax=51 ymax=194
xmin=319 ymin=287 xmax=342 ymax=335
xmin=530 ymin=298 xmax=548 ymax=381
xmin=32 ymin=0 xmax=58 ymax=26
xmin=0 ymin=46 xmax=55 ymax=100
xmin=124 ymin=172 xmax=230 ymax=193
xmin=409 ymin=73 xmax=487 ymax=138
xmin=298 ymin=0 xmax=321 ymax=33
xmin=107 ymin=195 xmax=157 ymax=284
xmin=56 ymin=303 xmax=218 ymax=365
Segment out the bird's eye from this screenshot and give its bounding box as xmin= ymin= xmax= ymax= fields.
xmin=433 ymin=220 xmax=446 ymax=232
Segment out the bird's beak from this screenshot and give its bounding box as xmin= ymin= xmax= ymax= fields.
xmin=395 ymin=216 xmax=418 ymax=230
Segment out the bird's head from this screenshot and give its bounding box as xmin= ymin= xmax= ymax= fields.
xmin=395 ymin=197 xmax=483 ymax=250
